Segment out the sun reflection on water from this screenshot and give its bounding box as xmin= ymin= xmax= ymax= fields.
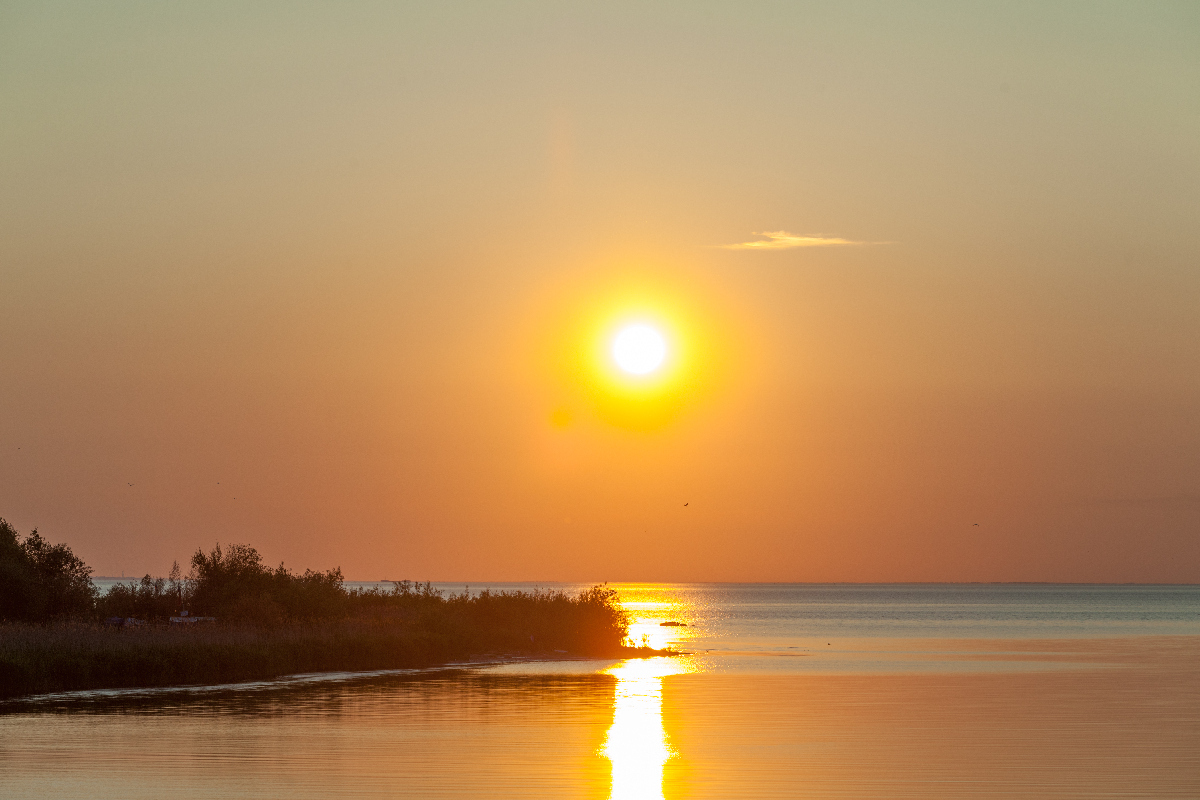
xmin=618 ymin=591 xmax=698 ymax=652
xmin=601 ymin=656 xmax=694 ymax=800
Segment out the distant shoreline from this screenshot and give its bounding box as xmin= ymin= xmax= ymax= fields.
xmin=89 ymin=579 xmax=1199 ymax=585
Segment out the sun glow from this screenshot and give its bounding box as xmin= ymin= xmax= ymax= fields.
xmin=525 ymin=267 xmax=751 ymax=432
xmin=612 ymin=324 xmax=667 ymax=375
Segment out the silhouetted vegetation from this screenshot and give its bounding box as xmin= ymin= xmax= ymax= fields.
xmin=0 ymin=519 xmax=95 ymax=622
xmin=95 ymin=567 xmax=186 ymax=621
xmin=188 ymin=543 xmax=346 ymax=624
xmin=0 ymin=527 xmax=646 ymax=699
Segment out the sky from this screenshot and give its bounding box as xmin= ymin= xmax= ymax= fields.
xmin=1 ymin=1 xmax=1198 ymax=582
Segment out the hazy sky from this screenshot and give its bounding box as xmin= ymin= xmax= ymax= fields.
xmin=2 ymin=1 xmax=1198 ymax=582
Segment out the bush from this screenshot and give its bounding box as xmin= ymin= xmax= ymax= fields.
xmin=0 ymin=523 xmax=645 ymax=697
xmin=0 ymin=519 xmax=95 ymax=622
xmin=96 ymin=563 xmax=187 ymax=621
xmin=187 ymin=542 xmax=347 ymax=623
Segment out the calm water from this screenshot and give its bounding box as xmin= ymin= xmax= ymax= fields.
xmin=4 ymin=584 xmax=1199 ymax=798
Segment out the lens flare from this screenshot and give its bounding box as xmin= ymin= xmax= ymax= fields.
xmin=612 ymin=324 xmax=667 ymax=375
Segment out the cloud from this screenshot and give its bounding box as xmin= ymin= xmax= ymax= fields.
xmin=720 ymin=231 xmax=873 ymax=250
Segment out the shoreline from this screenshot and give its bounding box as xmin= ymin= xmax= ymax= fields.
xmin=0 ymin=618 xmax=667 ymax=701
xmin=0 ymin=644 xmax=672 ymax=706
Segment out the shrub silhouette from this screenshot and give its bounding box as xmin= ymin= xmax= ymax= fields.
xmin=96 ymin=563 xmax=186 ymax=620
xmin=0 ymin=527 xmax=644 ymax=698
xmin=186 ymin=542 xmax=346 ymax=623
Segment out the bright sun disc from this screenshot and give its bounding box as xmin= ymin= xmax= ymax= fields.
xmin=612 ymin=324 xmax=667 ymax=375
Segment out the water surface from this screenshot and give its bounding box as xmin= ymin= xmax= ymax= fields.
xmin=4 ymin=584 xmax=1198 ymax=798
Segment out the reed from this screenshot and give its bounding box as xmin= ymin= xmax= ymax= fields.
xmin=0 ymin=584 xmax=645 ymax=698
xmin=0 ymin=525 xmax=647 ymax=699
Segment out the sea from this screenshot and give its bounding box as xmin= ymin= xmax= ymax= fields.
xmin=3 ymin=583 xmax=1199 ymax=799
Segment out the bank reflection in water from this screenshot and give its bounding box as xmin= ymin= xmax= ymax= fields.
xmin=601 ymin=656 xmax=694 ymax=800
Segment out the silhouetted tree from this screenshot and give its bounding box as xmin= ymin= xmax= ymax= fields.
xmin=96 ymin=562 xmax=186 ymax=620
xmin=0 ymin=518 xmax=96 ymax=621
xmin=187 ymin=542 xmax=345 ymax=623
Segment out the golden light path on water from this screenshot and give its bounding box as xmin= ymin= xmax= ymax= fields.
xmin=601 ymin=589 xmax=699 ymax=800
xmin=601 ymin=657 xmax=694 ymax=800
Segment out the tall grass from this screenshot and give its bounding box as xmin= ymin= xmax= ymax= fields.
xmin=0 ymin=534 xmax=646 ymax=698
xmin=0 ymin=584 xmax=639 ymax=698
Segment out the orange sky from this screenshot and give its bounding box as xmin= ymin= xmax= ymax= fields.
xmin=1 ymin=2 xmax=1198 ymax=581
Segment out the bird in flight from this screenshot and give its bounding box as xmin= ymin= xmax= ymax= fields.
xmin=127 ymin=483 xmax=134 ymax=487
xmin=684 ymin=502 xmax=689 ymax=506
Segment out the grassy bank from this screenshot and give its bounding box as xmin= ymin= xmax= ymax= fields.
xmin=0 ymin=585 xmax=651 ymax=698
xmin=0 ymin=524 xmax=655 ymax=698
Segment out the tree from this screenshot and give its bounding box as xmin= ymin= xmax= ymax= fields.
xmin=0 ymin=518 xmax=39 ymax=620
xmin=0 ymin=518 xmax=96 ymax=621
xmin=96 ymin=562 xmax=186 ymax=620
xmin=187 ymin=542 xmax=345 ymax=622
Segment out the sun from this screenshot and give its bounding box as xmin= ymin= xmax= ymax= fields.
xmin=528 ymin=268 xmax=745 ymax=430
xmin=612 ymin=324 xmax=667 ymax=375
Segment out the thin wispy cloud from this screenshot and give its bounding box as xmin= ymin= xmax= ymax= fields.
xmin=720 ymin=231 xmax=875 ymax=250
